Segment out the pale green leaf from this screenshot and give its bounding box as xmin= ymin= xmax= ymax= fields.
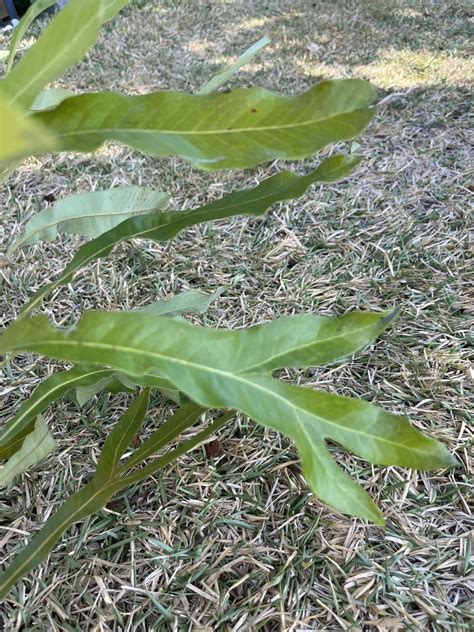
xmin=20 ymin=155 xmax=362 ymax=315
xmin=9 ymin=186 xmax=170 ymax=253
xmin=74 ymin=374 xmax=129 ymax=408
xmin=0 ymin=0 xmax=102 ymax=109
xmin=0 ymin=94 xmax=57 ymax=169
xmin=198 ymin=36 xmax=270 ymax=95
xmin=30 ymin=88 xmax=74 ymax=112
xmin=0 ymin=311 xmax=456 ymax=523
xmin=0 ymin=51 xmax=8 ymax=62
xmin=31 ymin=80 xmax=375 ymax=169
xmin=75 ymin=370 xmax=181 ymax=407
xmin=0 ymin=416 xmax=55 ymax=487
xmin=0 ymin=93 xmax=57 ymax=169
xmin=137 ymin=287 xmax=225 ymax=317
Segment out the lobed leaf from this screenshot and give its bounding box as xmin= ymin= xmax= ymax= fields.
xmin=20 ymin=154 xmax=362 ymax=315
xmin=0 ymin=310 xmax=456 ymax=522
xmin=31 ymin=80 xmax=375 ymax=169
xmin=9 ymin=186 xmax=170 ymax=253
xmin=0 ymin=416 xmax=55 ymax=487
xmin=0 ymin=0 xmax=102 ymax=109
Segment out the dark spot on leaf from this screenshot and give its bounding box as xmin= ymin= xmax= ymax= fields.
xmin=251 ymin=108 xmax=257 ymax=113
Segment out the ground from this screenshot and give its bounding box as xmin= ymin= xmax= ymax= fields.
xmin=0 ymin=0 xmax=472 ymax=630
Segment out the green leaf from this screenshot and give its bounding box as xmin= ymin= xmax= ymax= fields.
xmin=0 ymin=416 xmax=55 ymax=487
xmin=0 ymin=475 xmax=120 ymax=599
xmin=198 ymin=36 xmax=270 ymax=95
xmin=8 ymin=186 xmax=170 ymax=253
xmin=0 ymin=93 xmax=57 ymax=169
xmin=137 ymin=287 xmax=225 ymax=317
xmin=5 ymin=0 xmax=60 ymax=75
xmin=0 ymin=51 xmax=9 ymax=62
xmin=0 ymin=0 xmax=102 ymax=109
xmin=30 ymin=88 xmax=74 ymax=112
xmin=20 ymin=154 xmax=362 ymax=315
xmin=32 ymin=80 xmax=375 ymax=169
xmin=5 ymin=0 xmax=131 ymax=79
xmin=0 ymin=365 xmax=116 ymax=459
xmin=0 ymin=310 xmax=456 ymax=523
xmin=96 ymin=389 xmax=149 ymax=477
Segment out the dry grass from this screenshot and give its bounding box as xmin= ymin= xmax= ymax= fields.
xmin=0 ymin=0 xmax=473 ymax=629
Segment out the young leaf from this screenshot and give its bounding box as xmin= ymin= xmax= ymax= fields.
xmin=0 ymin=94 xmax=57 ymax=169
xmin=8 ymin=186 xmax=170 ymax=253
xmin=76 ymin=371 xmax=181 ymax=407
xmin=20 ymin=154 xmax=362 ymax=315
xmin=31 ymin=80 xmax=375 ymax=169
xmin=136 ymin=287 xmax=225 ymax=317
xmin=74 ymin=374 xmax=130 ymax=408
xmin=0 ymin=416 xmax=55 ymax=487
xmin=0 ymin=0 xmax=102 ymax=109
xmin=198 ymin=36 xmax=270 ymax=95
xmin=0 ymin=310 xmax=456 ymax=523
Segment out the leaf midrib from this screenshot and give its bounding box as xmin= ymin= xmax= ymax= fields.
xmin=54 ymin=109 xmax=366 ymax=139
xmin=14 ymin=337 xmax=424 ymax=456
xmin=241 ymin=319 xmax=382 ymax=372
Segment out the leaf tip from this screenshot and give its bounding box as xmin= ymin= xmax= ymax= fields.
xmin=380 ymin=306 xmax=402 ymax=328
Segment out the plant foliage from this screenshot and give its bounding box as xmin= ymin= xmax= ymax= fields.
xmin=0 ymin=0 xmax=454 ymax=599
